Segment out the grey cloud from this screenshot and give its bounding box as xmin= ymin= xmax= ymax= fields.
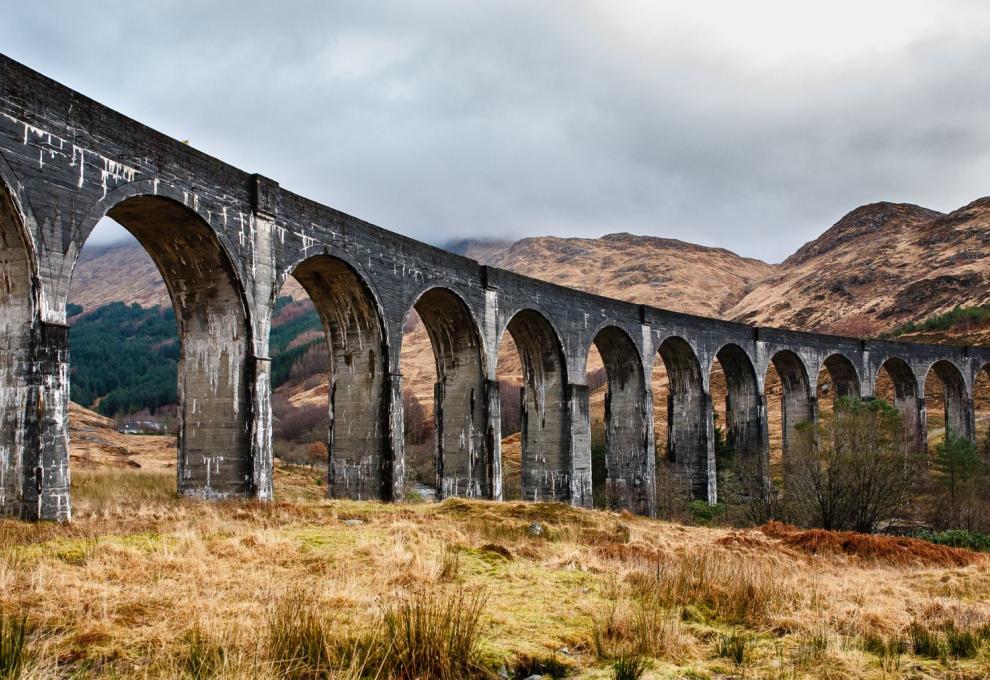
xmin=3 ymin=1 xmax=990 ymax=261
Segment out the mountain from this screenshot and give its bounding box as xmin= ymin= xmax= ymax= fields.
xmin=485 ymin=233 xmax=774 ymax=318
xmin=727 ymin=198 xmax=990 ymax=336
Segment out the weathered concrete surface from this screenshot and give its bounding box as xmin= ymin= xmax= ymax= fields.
xmin=1 ymin=53 xmax=989 ymax=521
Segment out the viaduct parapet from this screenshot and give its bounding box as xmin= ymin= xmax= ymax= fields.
xmin=0 ymin=54 xmax=985 ymax=520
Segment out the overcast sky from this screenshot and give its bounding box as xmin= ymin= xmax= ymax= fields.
xmin=4 ymin=1 xmax=990 ymax=262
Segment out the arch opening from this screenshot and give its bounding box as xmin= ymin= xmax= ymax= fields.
xmin=925 ymin=360 xmax=971 ymax=448
xmin=588 ymin=326 xmax=651 ymax=514
xmin=410 ymin=288 xmax=489 ymax=499
xmin=711 ymin=344 xmax=766 ymax=507
xmin=498 ymin=310 xmax=569 ymax=502
xmin=875 ymin=358 xmax=925 ymax=454
xmin=766 ymin=350 xmax=813 ymax=497
xmin=974 ymin=365 xmax=990 ymax=450
xmin=0 ymin=182 xmax=34 ymax=515
xmin=272 ymin=255 xmax=388 ymax=500
xmin=68 ymin=196 xmax=252 ymax=499
xmin=817 ymin=353 xmax=861 ymax=415
xmin=652 ymin=337 xmax=707 ymax=507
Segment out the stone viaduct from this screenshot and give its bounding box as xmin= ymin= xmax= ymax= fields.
xmin=0 ymin=54 xmax=986 ymax=521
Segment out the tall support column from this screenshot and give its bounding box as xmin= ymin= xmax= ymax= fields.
xmin=385 ymin=372 xmax=405 ymax=502
xmin=723 ymin=388 xmax=770 ymax=489
xmin=248 ymin=179 xmax=277 ymax=501
xmin=909 ymin=396 xmax=929 ymax=455
xmin=248 ymin=355 xmax=273 ymax=501
xmin=485 ymin=378 xmax=502 ymax=501
xmin=567 ymin=384 xmax=592 ymax=508
xmin=702 ymin=389 xmax=717 ymax=504
xmin=781 ymin=392 xmax=815 ymax=497
xmin=641 ymin=386 xmax=657 ymax=517
xmin=962 ymin=396 xmax=977 ymax=443
xmin=22 ymin=321 xmax=71 ymax=521
xmin=758 ymin=392 xmax=771 ymax=488
xmin=670 ymin=387 xmax=714 ymax=503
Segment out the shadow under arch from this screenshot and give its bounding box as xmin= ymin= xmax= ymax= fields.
xmin=278 ymin=253 xmax=391 ymax=500
xmin=818 ymin=353 xmax=861 ymax=403
xmin=0 ymin=177 xmax=39 ymax=516
xmin=589 ymin=325 xmax=652 ymax=515
xmin=926 ymin=360 xmax=973 ymax=443
xmin=498 ymin=308 xmax=569 ymax=502
xmin=766 ymin=350 xmax=813 ymax=496
xmin=654 ymin=336 xmax=709 ymax=502
xmin=75 ymin=195 xmax=255 ymax=498
xmin=876 ymin=357 xmax=926 ymax=453
xmin=711 ymin=343 xmax=766 ymax=493
xmin=406 ymin=286 xmax=490 ymax=499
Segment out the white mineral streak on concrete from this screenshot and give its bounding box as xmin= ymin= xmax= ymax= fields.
xmin=1 ymin=114 xmax=140 ymax=201
xmin=100 ymin=158 xmax=137 ymax=199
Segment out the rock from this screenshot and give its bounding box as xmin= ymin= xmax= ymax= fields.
xmin=342 ymin=518 xmax=365 ymax=526
xmin=528 ymin=521 xmax=544 ymax=537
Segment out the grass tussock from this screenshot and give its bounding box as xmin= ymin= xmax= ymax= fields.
xmin=631 ymin=547 xmax=800 ymax=626
xmin=0 ymin=611 xmax=29 ymax=680
xmin=610 ymin=654 xmax=647 ymax=680
xmin=266 ymin=593 xmax=339 ymax=680
xmin=379 ymin=586 xmax=490 ymax=680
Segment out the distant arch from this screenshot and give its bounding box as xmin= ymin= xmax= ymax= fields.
xmin=278 ymin=253 xmax=390 ymax=500
xmin=654 ymin=336 xmax=709 ymax=501
xmin=405 ymin=286 xmax=490 ymax=499
xmin=925 ymin=360 xmax=972 ymax=443
xmin=0 ymin=176 xmax=38 ymax=515
xmin=589 ymin=325 xmax=652 ymax=514
xmin=765 ymin=350 xmax=813 ymax=492
xmin=497 ymin=309 xmax=569 ymax=501
xmin=818 ymin=353 xmax=861 ymax=400
xmin=71 ymin=194 xmax=255 ymax=498
xmin=876 ymin=357 xmax=925 ymax=453
xmin=711 ymin=343 xmax=766 ymax=500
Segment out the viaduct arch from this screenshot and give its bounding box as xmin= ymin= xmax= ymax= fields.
xmin=1 ymin=53 xmax=987 ymax=520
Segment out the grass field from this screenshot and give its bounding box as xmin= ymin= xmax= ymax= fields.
xmin=0 ymin=464 xmax=987 ymax=679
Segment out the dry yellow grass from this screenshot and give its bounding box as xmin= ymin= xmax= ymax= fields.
xmin=0 ymin=465 xmax=986 ymax=678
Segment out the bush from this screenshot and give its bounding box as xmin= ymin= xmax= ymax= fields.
xmin=788 ymin=397 xmax=917 ymax=532
xmin=885 ymin=304 xmax=990 ymax=338
xmin=688 ymin=500 xmax=725 ymax=526
xmin=931 ymin=434 xmax=989 ymax=531
xmin=916 ymin=529 xmax=990 ymax=552
xmin=274 ymin=403 xmax=326 ymax=443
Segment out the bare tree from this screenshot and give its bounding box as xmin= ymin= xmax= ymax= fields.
xmin=789 ymin=397 xmax=917 ymax=533
xmin=403 ymin=389 xmax=432 ymax=445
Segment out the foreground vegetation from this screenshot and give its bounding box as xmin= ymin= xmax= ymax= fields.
xmin=0 ymin=466 xmax=987 ymax=679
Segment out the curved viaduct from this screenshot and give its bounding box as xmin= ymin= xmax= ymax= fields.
xmin=0 ymin=54 xmax=986 ymax=521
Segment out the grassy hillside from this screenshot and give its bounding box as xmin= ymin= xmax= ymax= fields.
xmin=68 ymin=297 xmax=324 ymax=418
xmin=0 ymin=465 xmax=986 ymax=678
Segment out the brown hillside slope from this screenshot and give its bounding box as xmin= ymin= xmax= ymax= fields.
xmin=487 ymin=233 xmax=774 ymax=317
xmin=729 ymin=198 xmax=990 ymax=336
